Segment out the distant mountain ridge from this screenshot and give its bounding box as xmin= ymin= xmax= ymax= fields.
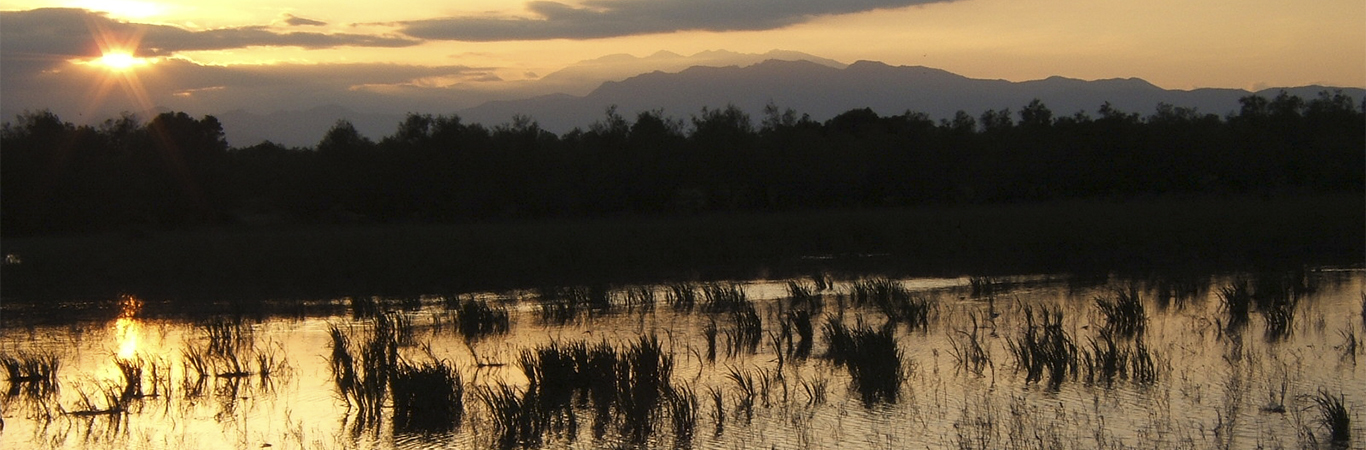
xmin=214 ymin=54 xmax=1364 ymax=147
xmin=461 ymin=58 xmax=1358 ymax=133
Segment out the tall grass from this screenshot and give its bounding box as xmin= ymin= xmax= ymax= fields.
xmin=1080 ymin=332 xmax=1159 ymax=385
xmin=703 ymin=283 xmax=748 ymax=312
xmin=849 ymin=278 xmax=936 ymax=330
xmin=1094 ymin=286 xmax=1146 ymax=338
xmin=1311 ymin=388 xmax=1351 ymax=446
xmin=390 ymin=359 xmax=463 ymax=433
xmin=498 ymin=335 xmax=676 ymax=445
xmin=728 ymin=303 xmax=763 ymax=355
xmin=1255 ymin=273 xmax=1303 ymax=341
xmin=326 ymin=314 xmax=401 ymax=426
xmin=785 ymin=308 xmax=815 ymax=359
xmin=451 ymin=296 xmax=510 ymax=341
xmin=786 ymin=280 xmax=823 ymax=313
xmin=667 ymin=384 xmax=699 ymax=447
xmin=947 ymin=313 xmax=993 ymax=377
xmin=666 ymin=283 xmax=698 ymax=312
xmin=1006 ymin=305 xmax=1077 ymax=389
xmin=1218 ymin=279 xmax=1253 ymax=332
xmin=616 ymin=335 xmax=674 ymax=443
xmin=821 ymin=318 xmax=904 ymax=405
xmin=2 ymin=351 xmax=60 ymax=397
xmin=969 ymin=276 xmax=999 ymax=298
xmin=480 ymin=384 xmax=546 ymax=449
xmin=537 ymin=285 xmax=613 ymax=324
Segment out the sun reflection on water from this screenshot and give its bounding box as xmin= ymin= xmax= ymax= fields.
xmin=115 ymin=294 xmax=144 ymax=360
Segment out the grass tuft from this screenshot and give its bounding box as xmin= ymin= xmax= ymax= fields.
xmin=1218 ymin=279 xmax=1253 ymax=332
xmin=947 ymin=312 xmax=993 ymax=377
xmin=1311 ymin=388 xmax=1351 ymax=446
xmin=2 ymin=351 xmax=61 ymax=397
xmin=1094 ymin=286 xmax=1146 ymax=338
xmin=667 ymin=283 xmax=698 ymax=312
xmin=391 ymin=359 xmax=463 ymax=433
xmin=1006 ymin=305 xmax=1077 ymax=389
xmin=821 ymin=318 xmax=903 ymax=405
xmin=849 ymin=278 xmax=936 ymax=330
xmin=451 ymin=296 xmax=510 ymax=341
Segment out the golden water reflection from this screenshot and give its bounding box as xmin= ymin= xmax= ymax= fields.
xmin=0 ymin=272 xmax=1361 ymax=449
xmin=115 ymin=294 xmax=144 ymax=360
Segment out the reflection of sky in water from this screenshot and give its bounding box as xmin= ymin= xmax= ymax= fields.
xmin=0 ymin=271 xmax=1362 ymax=449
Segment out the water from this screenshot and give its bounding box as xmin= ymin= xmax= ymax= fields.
xmin=2 ymin=270 xmax=1363 ymax=449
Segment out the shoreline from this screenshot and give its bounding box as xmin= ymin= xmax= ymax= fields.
xmin=2 ymin=192 xmax=1361 ymax=304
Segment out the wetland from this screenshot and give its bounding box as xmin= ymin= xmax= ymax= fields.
xmin=2 ymin=268 xmax=1363 ymax=449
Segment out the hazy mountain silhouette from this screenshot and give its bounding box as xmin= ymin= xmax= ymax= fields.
xmin=212 ymin=53 xmax=1363 ymax=146
xmin=461 ymin=59 xmax=1363 ymax=133
xmin=213 ymin=50 xmax=843 ymax=147
xmin=531 ymin=49 xmax=846 ymax=96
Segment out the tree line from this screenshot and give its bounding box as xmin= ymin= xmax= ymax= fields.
xmin=2 ymin=91 xmax=1362 ymax=236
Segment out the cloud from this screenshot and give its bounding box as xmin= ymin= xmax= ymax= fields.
xmin=0 ymin=50 xmax=497 ymax=122
xmin=399 ymin=0 xmax=954 ymax=41
xmin=283 ymin=14 xmax=328 ymax=27
xmin=0 ymin=8 xmax=419 ymax=60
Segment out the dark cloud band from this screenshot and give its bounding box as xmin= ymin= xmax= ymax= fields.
xmin=0 ymin=8 xmax=420 ymax=59
xmin=400 ymin=0 xmax=954 ymax=41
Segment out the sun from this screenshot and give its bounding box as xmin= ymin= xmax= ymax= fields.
xmin=96 ymin=51 xmax=150 ymax=71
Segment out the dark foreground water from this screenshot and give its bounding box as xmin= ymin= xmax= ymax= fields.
xmin=2 ymin=269 xmax=1363 ymax=449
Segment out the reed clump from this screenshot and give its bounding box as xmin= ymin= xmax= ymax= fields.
xmin=1311 ymin=388 xmax=1351 ymax=446
xmin=1006 ymin=305 xmax=1077 ymax=389
xmin=1080 ymin=332 xmax=1159 ymax=385
xmin=451 ymin=296 xmax=510 ymax=341
xmin=785 ymin=308 xmax=815 ymax=359
xmin=496 ymin=335 xmax=676 ymax=446
xmin=703 ymin=283 xmax=748 ymax=313
xmin=704 ymin=280 xmax=748 ymax=311
xmin=666 ymin=384 xmax=699 ymax=447
xmin=623 ymin=286 xmax=656 ymax=312
xmin=947 ymin=313 xmax=993 ymax=377
xmin=616 ymin=335 xmax=674 ymax=443
xmin=390 ymin=359 xmax=463 ymax=433
xmin=969 ymin=276 xmax=1000 ymax=298
xmin=821 ymin=318 xmax=904 ymax=405
xmin=1253 ymin=273 xmax=1304 ymax=341
xmin=2 ymin=351 xmax=61 ymax=397
xmin=480 ymin=384 xmax=547 ymax=449
xmin=786 ymin=280 xmax=823 ymax=313
xmin=325 ymin=313 xmax=402 ymax=426
xmin=728 ymin=303 xmax=763 ymax=355
xmin=666 ymin=283 xmax=698 ymax=312
xmin=1218 ymin=279 xmax=1253 ymax=332
xmin=1094 ymin=286 xmax=1146 ymax=338
xmin=849 ymin=278 xmax=936 ymax=330
xmin=537 ymin=285 xmax=612 ymax=324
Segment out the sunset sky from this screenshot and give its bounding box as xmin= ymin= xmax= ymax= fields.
xmin=2 ymin=0 xmax=1363 ymax=125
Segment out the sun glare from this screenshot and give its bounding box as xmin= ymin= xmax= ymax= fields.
xmin=96 ymin=52 xmax=149 ymax=71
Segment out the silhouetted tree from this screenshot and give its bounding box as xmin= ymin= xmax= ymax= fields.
xmin=3 ymin=92 xmax=1361 ymax=236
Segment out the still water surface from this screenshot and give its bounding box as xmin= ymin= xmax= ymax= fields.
xmin=2 ymin=270 xmax=1363 ymax=449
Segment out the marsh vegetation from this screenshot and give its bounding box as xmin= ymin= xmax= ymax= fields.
xmin=1 ymin=269 xmax=1362 ymax=449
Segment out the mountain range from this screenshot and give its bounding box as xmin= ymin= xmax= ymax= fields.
xmin=214 ymin=51 xmax=1364 ymax=147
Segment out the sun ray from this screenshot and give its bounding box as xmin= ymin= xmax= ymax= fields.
xmin=77 ymin=14 xmax=159 ymax=117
